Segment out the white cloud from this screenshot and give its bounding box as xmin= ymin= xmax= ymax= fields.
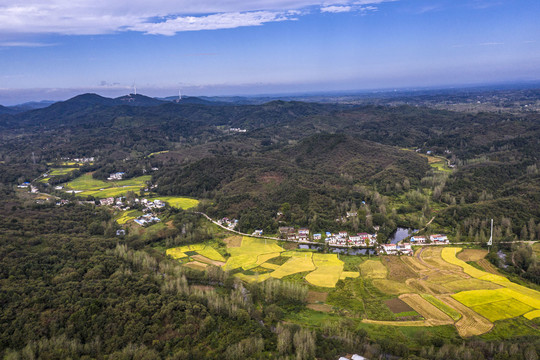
xmin=0 ymin=41 xmax=56 ymax=47
xmin=0 ymin=0 xmax=395 ymax=36
xmin=320 ymin=5 xmax=352 ymax=13
xmin=129 ymin=11 xmax=299 ymax=35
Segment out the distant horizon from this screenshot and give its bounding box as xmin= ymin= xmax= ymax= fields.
xmin=1 ymin=0 xmax=539 ymax=106
xmin=2 ymin=79 xmax=540 ymax=107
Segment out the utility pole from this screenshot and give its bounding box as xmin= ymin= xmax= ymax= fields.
xmin=487 ymin=219 xmax=493 ymax=251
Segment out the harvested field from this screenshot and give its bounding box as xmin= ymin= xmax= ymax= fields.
xmin=443 ymin=279 xmax=501 ymax=292
xmin=359 ymin=259 xmax=387 ymax=279
xmin=373 ymin=279 xmax=413 ymax=295
xmin=477 ymin=259 xmax=502 ymax=275
xmin=184 ymin=261 xmax=208 ymax=271
xmin=406 ymin=278 xmax=449 ymax=295
xmin=457 ymin=249 xmax=488 ymax=262
xmin=382 ymin=256 xmax=418 ymax=281
xmin=307 ymin=291 xmax=328 ymax=303
xmin=400 ymin=294 xmax=453 ymax=324
xmin=385 ymin=298 xmax=414 ymax=314
xmin=402 ymin=256 xmax=428 ymax=272
xmin=191 ymin=254 xmax=225 ymax=266
xmin=223 ymin=235 xmax=242 ymax=248
xmin=307 ymin=304 xmax=333 ymax=312
xmin=439 ymin=295 xmax=493 ymax=337
xmin=420 ymin=247 xmax=462 ymax=271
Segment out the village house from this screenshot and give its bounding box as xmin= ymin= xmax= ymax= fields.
xmin=298 ymin=228 xmax=310 ymax=236
xmin=253 ymin=229 xmax=263 ymax=236
xmin=430 ymin=234 xmax=449 ymax=244
xmin=100 ymin=197 xmax=115 ymax=206
xmin=313 ymin=233 xmax=322 ymax=240
xmin=18 ymin=182 xmax=30 ymax=188
xmin=107 ymin=172 xmax=125 ymax=181
xmin=410 ymin=235 xmax=427 ymax=244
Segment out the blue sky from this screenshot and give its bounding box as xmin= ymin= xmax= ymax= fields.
xmin=0 ymin=0 xmax=539 ymax=104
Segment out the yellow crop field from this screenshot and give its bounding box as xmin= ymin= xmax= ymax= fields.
xmin=271 ymin=253 xmax=315 ymax=279
xmin=441 ymin=247 xmax=510 ymax=284
xmin=147 ymin=196 xmax=199 ymax=210
xmin=225 ymin=237 xmax=285 ymax=270
xmin=305 ymin=266 xmax=343 ymax=288
xmin=524 ymin=310 xmax=540 ymax=320
xmin=166 ymin=247 xmax=188 ymax=259
xmin=167 ymin=244 xmax=225 ymax=263
xmin=196 ymin=247 xmax=226 ymax=262
xmin=452 ymin=289 xmax=511 ymax=307
xmin=359 ymin=259 xmax=387 ymax=279
xmin=305 ymin=254 xmax=344 ymax=287
xmin=471 ymin=298 xmax=534 ymax=322
xmin=234 ymin=273 xmax=271 ymax=283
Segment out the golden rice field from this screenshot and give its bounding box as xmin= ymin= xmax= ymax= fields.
xmin=166 ymin=244 xmax=226 ymax=263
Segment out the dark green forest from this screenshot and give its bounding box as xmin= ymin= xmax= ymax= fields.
xmin=1 ymin=93 xmax=539 ymax=358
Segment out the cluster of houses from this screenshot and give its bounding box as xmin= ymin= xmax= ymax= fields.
xmin=229 ymin=128 xmax=247 ymax=133
xmin=134 ymin=214 xmax=161 ymax=226
xmin=62 ymin=156 xmax=95 ymax=163
xmin=379 ymin=243 xmax=413 ymax=256
xmin=218 ymin=218 xmax=238 ymax=230
xmin=326 ymin=232 xmax=378 ymax=247
xmin=278 ymin=227 xmax=378 ymax=247
xmin=17 ymin=182 xmax=39 ymax=193
xmin=410 ymin=234 xmax=449 ymax=245
xmin=97 ymin=197 xmax=166 ymax=226
xmin=107 ymin=172 xmax=125 ymax=181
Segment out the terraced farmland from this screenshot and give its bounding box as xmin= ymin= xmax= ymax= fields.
xmin=166 ymin=238 xmax=539 ymax=337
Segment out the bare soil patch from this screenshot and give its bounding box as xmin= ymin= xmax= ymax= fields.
xmin=307 ymin=304 xmax=333 ymax=312
xmin=223 ymin=235 xmax=242 ymax=248
xmin=166 ymin=220 xmax=175 ymax=229
xmin=457 ymin=249 xmax=488 ymax=262
xmin=191 ymin=254 xmax=226 ymax=266
xmin=191 ymin=284 xmax=215 ymax=291
xmin=307 ymin=291 xmax=328 ymax=303
xmin=385 ymin=298 xmax=414 ymax=314
xmin=184 ymin=261 xmax=208 ymax=271
xmin=258 ymin=172 xmax=284 ymax=184
xmin=477 ymin=259 xmax=502 ymax=275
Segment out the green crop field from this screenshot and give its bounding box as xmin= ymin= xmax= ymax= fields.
xmin=421 ymin=294 xmax=462 ymax=321
xmin=116 ymin=209 xmax=142 ymax=224
xmin=49 ymin=167 xmax=77 ymax=176
xmin=147 ymin=196 xmax=199 ymax=209
xmin=64 ymin=173 xmax=151 ymax=198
